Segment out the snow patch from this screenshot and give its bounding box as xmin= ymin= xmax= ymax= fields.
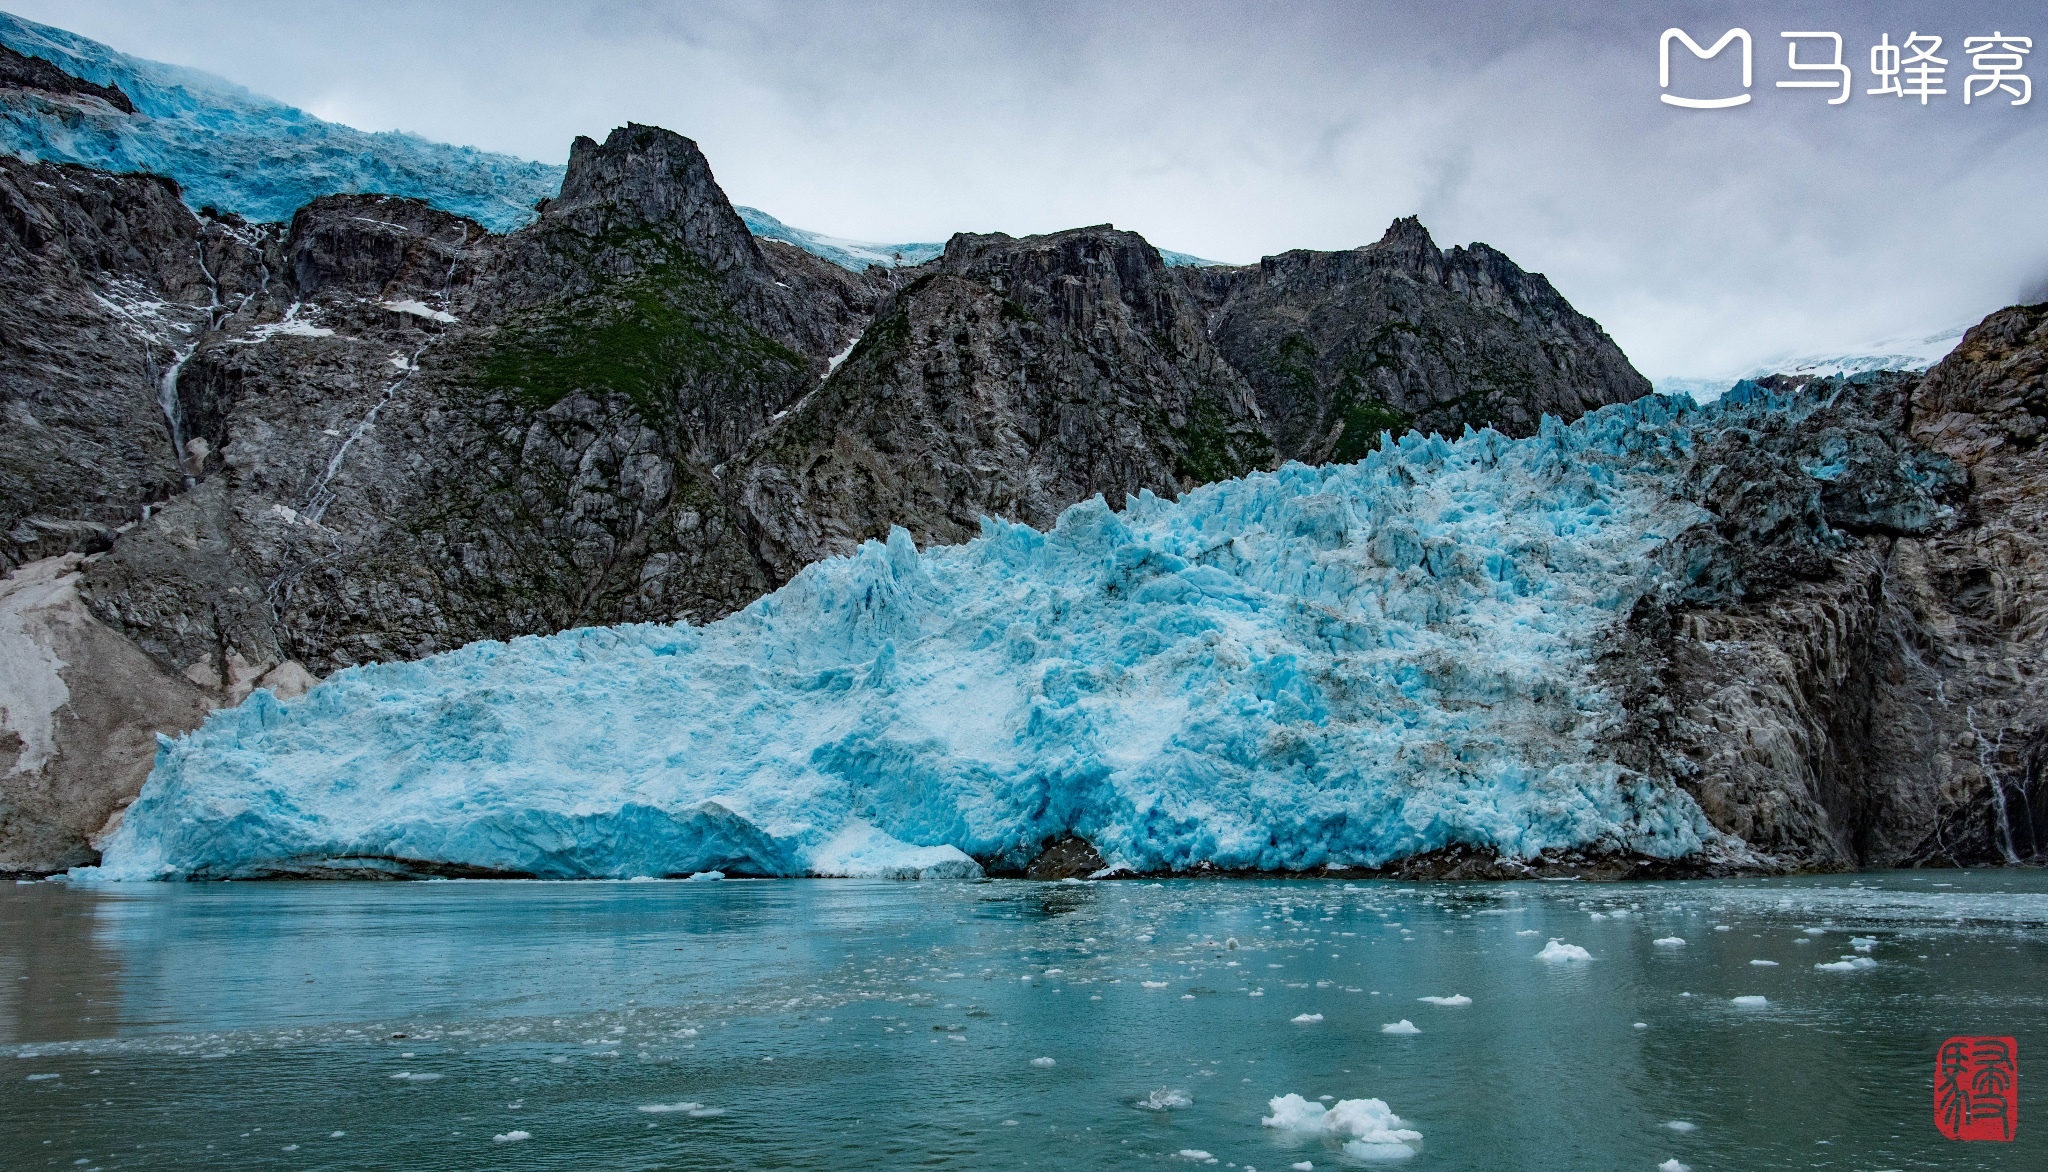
xmin=380 ymin=299 xmax=458 ymax=324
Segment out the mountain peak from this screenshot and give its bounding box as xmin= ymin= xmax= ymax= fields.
xmin=545 ymin=123 xmax=764 ymax=275
xmin=1371 ymin=215 xmax=1439 ymax=256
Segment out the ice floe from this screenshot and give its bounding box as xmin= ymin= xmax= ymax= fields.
xmin=1535 ymin=939 xmax=1591 ymax=963
xmin=1416 ymin=994 xmax=1470 ymax=1006
xmin=1380 ymin=1020 xmax=1421 ymax=1035
xmin=1263 ymin=1093 xmax=1422 ymax=1161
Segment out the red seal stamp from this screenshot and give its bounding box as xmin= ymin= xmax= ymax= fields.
xmin=1934 ymin=1036 xmax=2018 ymax=1141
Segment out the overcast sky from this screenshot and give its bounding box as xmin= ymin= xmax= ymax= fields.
xmin=18 ymin=0 xmax=2046 ymax=378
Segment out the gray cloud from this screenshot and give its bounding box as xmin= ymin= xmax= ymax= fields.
xmin=15 ymin=0 xmax=2047 ymax=377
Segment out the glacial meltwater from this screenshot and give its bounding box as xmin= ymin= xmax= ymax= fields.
xmin=3 ymin=874 xmax=2043 ymax=1171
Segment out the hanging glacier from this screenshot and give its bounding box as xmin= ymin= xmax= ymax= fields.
xmin=78 ymin=392 xmax=1812 ymax=882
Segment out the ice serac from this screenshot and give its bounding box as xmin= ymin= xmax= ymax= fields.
xmin=92 ymin=390 xmax=1873 ymax=881
xmin=1182 ymin=216 xmax=1651 ymax=460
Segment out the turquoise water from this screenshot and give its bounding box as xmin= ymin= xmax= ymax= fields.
xmin=3 ymin=873 xmax=2043 ymax=1170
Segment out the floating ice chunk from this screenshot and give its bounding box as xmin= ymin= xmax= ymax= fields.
xmin=1031 ymin=1057 xmax=1055 ymax=1067
xmin=1588 ymin=912 xmax=1608 ymax=921
xmin=1516 ymin=929 xmax=1542 ymax=936
xmin=1535 ymin=939 xmax=1591 ymax=963
xmin=1292 ymin=1164 xmax=1314 ymax=1171
xmin=390 ymin=1071 xmax=442 ymax=1081
xmin=1849 ymin=937 xmax=1877 ymax=953
xmin=380 ymin=299 xmax=458 ymax=324
xmin=1731 ymin=996 xmax=1768 ymax=1007
xmin=638 ymin=1102 xmax=706 ymax=1113
xmin=492 ymin=1130 xmax=531 ymax=1143
xmin=25 ymin=1073 xmax=59 ymax=1080
xmin=1417 ymin=994 xmax=1470 ymax=1006
xmin=1748 ymin=959 xmax=1778 ymax=967
xmin=1633 ymin=1022 xmax=1648 ymax=1029
xmin=1653 ymin=937 xmax=1685 ymax=947
xmin=1815 ymin=957 xmax=1877 ymax=972
xmin=1802 ymin=927 xmax=1825 ymax=935
xmin=1177 ymin=1150 xmax=1215 ymax=1162
xmin=1142 ymin=981 xmax=1171 ymax=989
xmin=1662 ymin=1121 xmax=1697 ymax=1132
xmin=688 ymin=871 xmax=725 ymax=881
xmin=1263 ymin=1094 xmax=1421 ymax=1161
xmin=1292 ymin=1013 xmax=1325 ymax=1024
xmin=1380 ymin=1020 xmax=1421 ymax=1035
xmin=1713 ymin=925 xmax=1731 ymax=932
xmin=1135 ymin=1088 xmax=1192 ymax=1111
xmin=1658 ymin=1161 xmax=1689 ymax=1172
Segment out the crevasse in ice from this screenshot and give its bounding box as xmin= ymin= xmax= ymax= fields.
xmin=85 ymin=393 xmax=1763 ymax=881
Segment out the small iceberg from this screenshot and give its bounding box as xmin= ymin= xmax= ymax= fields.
xmin=1815 ymin=956 xmax=1877 ymax=972
xmin=1263 ymin=1093 xmax=1422 ymax=1161
xmin=1417 ymin=994 xmax=1470 ymax=1006
xmin=1380 ymin=1020 xmax=1421 ymax=1035
xmin=1292 ymin=1013 xmax=1325 ymax=1024
xmin=1731 ymin=995 xmax=1768 ymax=1007
xmin=1652 ymin=937 xmax=1685 ymax=947
xmin=1535 ymin=939 xmax=1591 ymax=963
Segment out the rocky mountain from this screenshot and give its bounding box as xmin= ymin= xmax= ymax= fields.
xmin=1181 ymin=217 xmax=1650 ymax=461
xmin=0 ymin=112 xmax=1662 ymax=872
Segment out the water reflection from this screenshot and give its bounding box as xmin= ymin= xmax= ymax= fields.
xmin=0 ymin=873 xmax=2041 ymax=1170
xmin=0 ymin=882 xmax=121 ymax=1044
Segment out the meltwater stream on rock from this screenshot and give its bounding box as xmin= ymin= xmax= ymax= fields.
xmin=3 ymin=873 xmax=2044 ymax=1171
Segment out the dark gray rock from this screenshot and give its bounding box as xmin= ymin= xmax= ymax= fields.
xmin=730 ymin=225 xmax=1273 ymax=580
xmin=1185 ymin=216 xmax=1651 ymax=460
xmin=0 ymin=43 xmax=132 ymax=113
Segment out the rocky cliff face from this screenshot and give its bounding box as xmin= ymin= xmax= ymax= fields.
xmin=730 ymin=225 xmax=1273 ymax=580
xmin=1612 ymin=311 xmax=2048 ymax=871
xmin=1183 ymin=217 xmax=1650 ymax=462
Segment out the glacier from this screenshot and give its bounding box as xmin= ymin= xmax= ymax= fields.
xmin=0 ymin=11 xmax=562 ymax=232
xmin=2 ymin=12 xmax=1227 ymax=270
xmin=79 ymin=392 xmax=1789 ymax=882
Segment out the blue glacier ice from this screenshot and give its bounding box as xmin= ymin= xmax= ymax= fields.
xmin=83 ymin=395 xmax=1775 ymax=882
xmin=2 ymin=12 xmax=1227 ymax=269
xmin=0 ymin=11 xmax=563 ymax=232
